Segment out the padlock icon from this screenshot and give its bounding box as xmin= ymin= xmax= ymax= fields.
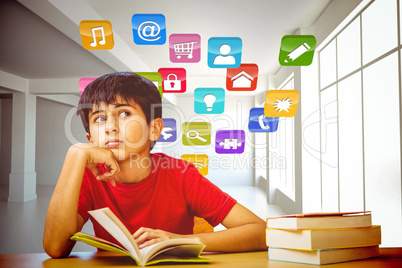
xmin=163 ymin=73 xmax=181 ymax=91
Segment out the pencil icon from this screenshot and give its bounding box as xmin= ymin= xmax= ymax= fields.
xmin=284 ymin=42 xmax=311 ymax=63
xmin=279 ymin=35 xmax=316 ymax=66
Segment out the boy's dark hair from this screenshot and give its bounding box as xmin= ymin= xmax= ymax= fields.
xmin=77 ymin=72 xmax=162 ymax=150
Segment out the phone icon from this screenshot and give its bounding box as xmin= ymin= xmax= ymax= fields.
xmin=248 ymin=108 xmax=279 ymax=133
xmin=258 ymin=114 xmax=270 ymax=130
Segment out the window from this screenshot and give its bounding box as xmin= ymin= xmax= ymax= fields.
xmin=361 ymin=0 xmax=397 ymax=64
xmin=319 ymin=40 xmax=337 ymax=88
xmin=337 ymin=17 xmax=361 ymax=79
xmin=316 ymin=0 xmax=401 ymax=246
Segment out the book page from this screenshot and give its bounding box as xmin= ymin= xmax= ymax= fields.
xmin=139 ymin=238 xmax=203 ymax=263
xmin=145 ymin=244 xmax=210 ymax=266
xmin=89 ymin=208 xmax=141 ymax=262
xmin=72 ymin=232 xmax=126 ymax=251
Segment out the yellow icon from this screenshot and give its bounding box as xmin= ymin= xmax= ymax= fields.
xmin=264 ymin=89 xmax=300 ymax=117
xmin=181 ymin=154 xmax=209 ymax=176
xmin=79 ymin=20 xmax=114 ymax=50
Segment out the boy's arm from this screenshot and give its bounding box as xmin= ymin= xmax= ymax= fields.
xmin=133 ymin=203 xmax=268 ymax=252
xmin=43 ymin=144 xmax=120 ymax=258
xmin=194 ymin=203 xmax=268 ymax=252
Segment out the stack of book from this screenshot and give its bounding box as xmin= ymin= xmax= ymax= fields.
xmin=266 ymin=211 xmax=381 ymax=265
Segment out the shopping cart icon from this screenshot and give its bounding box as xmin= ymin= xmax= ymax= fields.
xmin=169 ymin=34 xmax=201 ymax=63
xmin=173 ymin=41 xmax=197 ymax=59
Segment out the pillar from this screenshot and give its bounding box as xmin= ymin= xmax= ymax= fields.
xmin=8 ymin=92 xmax=37 ymax=202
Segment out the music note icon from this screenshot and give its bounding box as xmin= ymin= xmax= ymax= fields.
xmin=90 ymin=26 xmax=106 ymax=47
xmin=79 ymin=20 xmax=114 ymax=50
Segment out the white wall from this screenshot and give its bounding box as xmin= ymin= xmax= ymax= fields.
xmin=35 ymin=97 xmax=86 ymax=185
xmin=159 ymin=95 xmax=256 ymax=188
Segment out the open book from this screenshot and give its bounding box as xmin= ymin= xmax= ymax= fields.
xmin=70 ymin=207 xmax=211 ymax=266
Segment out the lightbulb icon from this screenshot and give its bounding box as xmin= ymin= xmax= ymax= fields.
xmin=203 ymin=94 xmax=216 ymax=111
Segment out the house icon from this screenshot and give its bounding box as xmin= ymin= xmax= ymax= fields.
xmin=231 ymin=71 xmax=254 ymax=88
xmin=226 ymin=63 xmax=258 ymax=91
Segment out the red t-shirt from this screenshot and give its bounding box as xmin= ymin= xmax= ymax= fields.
xmin=78 ymin=153 xmax=236 ymax=245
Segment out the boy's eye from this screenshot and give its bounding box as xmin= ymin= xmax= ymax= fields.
xmin=95 ymin=116 xmax=106 ymax=123
xmin=119 ymin=111 xmax=130 ymax=118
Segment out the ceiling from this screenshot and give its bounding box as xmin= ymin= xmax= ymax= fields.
xmin=0 ymin=0 xmax=331 ymax=95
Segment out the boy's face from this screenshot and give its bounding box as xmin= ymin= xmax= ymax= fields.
xmin=86 ymin=96 xmax=159 ymax=161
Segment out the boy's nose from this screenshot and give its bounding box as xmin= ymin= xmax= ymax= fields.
xmin=106 ymin=117 xmax=119 ymax=134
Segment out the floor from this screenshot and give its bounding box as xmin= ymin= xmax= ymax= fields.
xmin=0 ymin=184 xmax=284 ymax=254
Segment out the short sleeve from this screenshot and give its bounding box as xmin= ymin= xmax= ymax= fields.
xmin=183 ymin=164 xmax=237 ymax=227
xmin=77 ymin=168 xmax=95 ymax=222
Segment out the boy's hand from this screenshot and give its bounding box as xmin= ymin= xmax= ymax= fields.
xmin=133 ymin=227 xmax=182 ymax=249
xmin=70 ymin=143 xmax=120 ymax=187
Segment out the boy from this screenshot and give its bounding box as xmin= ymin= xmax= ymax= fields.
xmin=43 ymin=72 xmax=267 ymax=258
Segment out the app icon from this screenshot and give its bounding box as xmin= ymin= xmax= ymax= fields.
xmin=134 ymin=72 xmax=163 ymax=97
xmin=215 ymin=130 xmax=245 ymax=154
xmin=181 ymin=154 xmax=209 ymax=176
xmin=194 ymin=88 xmax=225 ymax=114
xmin=264 ymin=90 xmax=300 ymax=117
xmin=279 ymin=35 xmax=316 ymax=66
xmin=157 ymin=118 xmax=176 ymax=142
xmin=79 ymin=20 xmax=114 ymax=50
xmin=158 ymin=68 xmax=186 ymax=93
xmin=182 ymin=122 xmax=211 ymax=146
xmin=79 ymin=77 xmax=97 ymax=95
xmin=248 ymin=108 xmax=279 ymax=132
xmin=132 ymin=14 xmax=166 ymax=45
xmin=208 ymin=37 xmax=242 ymax=68
xmin=226 ymin=64 xmax=258 ymax=91
xmin=169 ymin=34 xmax=201 ymax=63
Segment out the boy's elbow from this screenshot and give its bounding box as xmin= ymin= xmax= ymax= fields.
xmin=43 ymin=238 xmax=72 ymax=258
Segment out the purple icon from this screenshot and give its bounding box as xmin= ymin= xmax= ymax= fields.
xmin=157 ymin=118 xmax=176 ymax=142
xmin=215 ymin=130 xmax=245 ymax=154
xmin=169 ymin=34 xmax=201 ymax=63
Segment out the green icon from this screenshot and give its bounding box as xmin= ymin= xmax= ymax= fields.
xmin=182 ymin=122 xmax=211 ymax=146
xmin=135 ymin=72 xmax=163 ymax=97
xmin=278 ymin=35 xmax=316 ymax=66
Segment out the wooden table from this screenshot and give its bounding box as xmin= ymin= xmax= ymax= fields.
xmin=0 ymin=248 xmax=401 ymax=268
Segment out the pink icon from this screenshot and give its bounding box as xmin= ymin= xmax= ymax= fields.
xmin=169 ymin=34 xmax=201 ymax=63
xmin=79 ymin=77 xmax=97 ymax=95
xmin=158 ymin=68 xmax=186 ymax=93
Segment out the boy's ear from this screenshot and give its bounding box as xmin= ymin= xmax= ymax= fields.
xmin=149 ymin=118 xmax=163 ymax=141
xmin=86 ymin=133 xmax=93 ymax=143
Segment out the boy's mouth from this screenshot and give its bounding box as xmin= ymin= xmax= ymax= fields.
xmin=106 ymin=139 xmax=123 ymax=148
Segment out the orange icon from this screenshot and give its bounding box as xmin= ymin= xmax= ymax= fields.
xmin=181 ymin=154 xmax=209 ymax=176
xmin=79 ymin=20 xmax=114 ymax=50
xmin=264 ymin=90 xmax=300 ymax=117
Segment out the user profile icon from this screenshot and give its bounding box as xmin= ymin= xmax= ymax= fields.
xmin=208 ymin=37 xmax=242 ymax=68
xmin=213 ymin=44 xmax=235 ymax=65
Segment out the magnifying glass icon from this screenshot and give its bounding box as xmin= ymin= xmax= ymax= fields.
xmin=186 ymin=129 xmax=207 ymax=142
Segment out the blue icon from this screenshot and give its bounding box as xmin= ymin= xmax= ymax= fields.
xmin=194 ymin=88 xmax=225 ymax=114
xmin=208 ymin=37 xmax=242 ymax=68
xmin=248 ymin=108 xmax=279 ymax=132
xmin=157 ymin=118 xmax=176 ymax=142
xmin=132 ymin=14 xmax=166 ymax=45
